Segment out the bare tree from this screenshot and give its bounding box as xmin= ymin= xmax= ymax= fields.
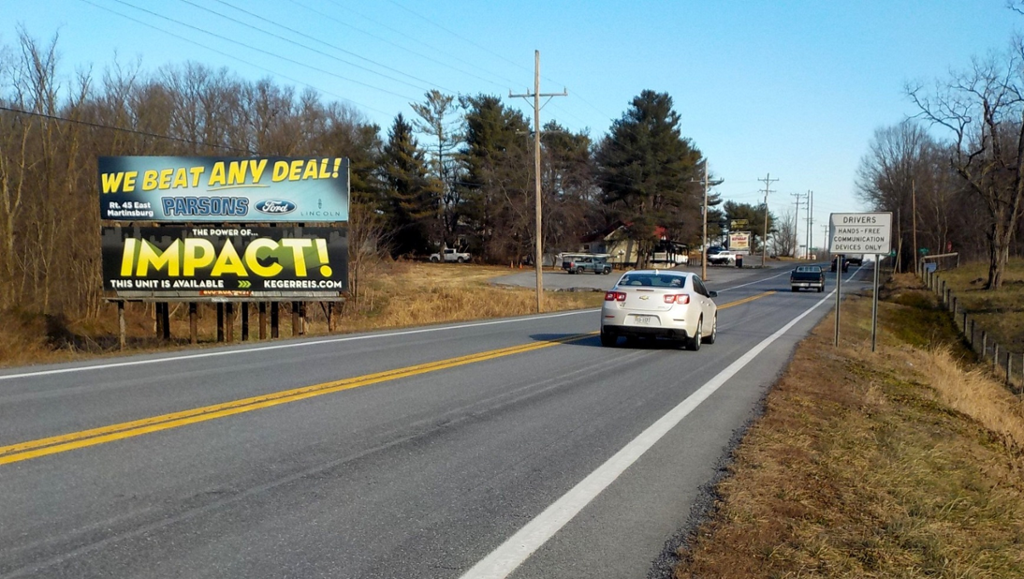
xmin=908 ymin=43 xmax=1024 ymax=288
xmin=772 ymin=208 xmax=798 ymax=257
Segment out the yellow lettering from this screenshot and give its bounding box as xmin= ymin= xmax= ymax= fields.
xmin=302 ymin=159 xmax=318 ymax=180
xmin=183 ymin=238 xmax=216 ymax=276
xmin=158 ymin=168 xmax=173 ymax=189
xmin=137 ymin=239 xmax=180 ymax=276
xmin=319 ymin=158 xmax=330 ymax=178
xmin=142 ymin=170 xmax=159 ymax=191
xmin=228 ymin=160 xmax=247 ymax=185
xmin=120 ymin=238 xmax=137 ymax=276
xmin=244 ymin=238 xmax=283 ymax=277
xmin=101 ymin=172 xmax=125 ymax=194
xmin=289 ymin=159 xmax=304 ymax=181
xmin=280 ymin=239 xmax=312 ymax=276
xmin=190 ymin=166 xmax=205 ymax=187
xmin=208 ymin=162 xmax=227 ymax=186
xmin=272 ymin=160 xmax=290 ymax=182
xmin=123 ymin=172 xmax=137 ymax=192
xmin=250 ymin=159 xmax=268 ymax=183
xmin=173 ymin=167 xmax=190 ymax=189
xmin=210 ymin=242 xmax=247 ymax=276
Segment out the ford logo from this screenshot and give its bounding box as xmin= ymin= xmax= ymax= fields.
xmin=255 ymin=199 xmax=296 ymax=215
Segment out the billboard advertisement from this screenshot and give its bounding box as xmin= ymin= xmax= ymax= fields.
xmin=729 ymin=231 xmax=751 ymax=252
xmin=102 ymin=226 xmax=348 ymax=296
xmin=98 ymin=156 xmax=349 ymax=223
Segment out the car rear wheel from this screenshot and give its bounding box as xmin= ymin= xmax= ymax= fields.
xmin=430 ymin=256 xmax=439 ymax=263
xmin=687 ymin=317 xmax=702 ymax=351
xmin=600 ymin=331 xmax=617 ymax=347
xmin=576 ymin=267 xmax=585 ymax=274
xmin=704 ymin=315 xmax=717 ymax=345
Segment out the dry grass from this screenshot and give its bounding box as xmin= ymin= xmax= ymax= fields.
xmin=0 ymin=261 xmax=603 ymax=367
xmin=940 ymin=258 xmax=1024 ymax=352
xmin=674 ymin=273 xmax=1024 ymax=578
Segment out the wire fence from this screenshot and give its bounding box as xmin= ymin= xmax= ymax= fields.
xmin=922 ymin=263 xmax=1023 ymax=397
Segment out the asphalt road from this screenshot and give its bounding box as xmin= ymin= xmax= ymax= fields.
xmin=0 ymin=262 xmax=872 ymax=579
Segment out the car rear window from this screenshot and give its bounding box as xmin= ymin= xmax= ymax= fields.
xmin=618 ymin=273 xmax=688 ymax=288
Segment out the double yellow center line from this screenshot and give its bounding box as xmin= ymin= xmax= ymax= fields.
xmin=1 ymin=291 xmax=774 ymax=466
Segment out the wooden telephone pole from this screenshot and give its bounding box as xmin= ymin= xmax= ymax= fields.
xmin=759 ymin=173 xmax=778 ymax=265
xmin=510 ymin=51 xmax=567 ymax=313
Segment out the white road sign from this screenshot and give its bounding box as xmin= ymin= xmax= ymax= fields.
xmin=829 ymin=212 xmax=892 ymax=255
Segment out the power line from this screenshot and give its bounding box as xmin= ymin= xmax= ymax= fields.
xmin=289 ymin=0 xmax=509 ymax=91
xmin=107 ymin=0 xmax=420 ymax=101
xmin=0 ymin=105 xmax=254 ymax=153
xmin=385 ymin=0 xmax=531 ymax=75
xmin=77 ymin=0 xmax=395 ymax=116
xmin=198 ymin=0 xmax=453 ymax=93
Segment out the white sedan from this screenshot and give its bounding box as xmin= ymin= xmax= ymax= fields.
xmin=600 ymin=270 xmax=718 ymax=350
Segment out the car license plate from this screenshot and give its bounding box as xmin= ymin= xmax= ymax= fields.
xmin=633 ymin=315 xmax=655 ymax=325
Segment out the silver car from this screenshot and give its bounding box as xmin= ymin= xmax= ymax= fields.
xmin=600 ymin=270 xmax=718 ymax=350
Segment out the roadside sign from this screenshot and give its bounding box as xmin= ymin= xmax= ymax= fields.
xmin=730 ymin=219 xmax=748 ymax=230
xmin=828 ymin=212 xmax=892 ymax=255
xmin=918 ymin=247 xmax=930 ymax=255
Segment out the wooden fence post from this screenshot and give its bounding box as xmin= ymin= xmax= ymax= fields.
xmin=982 ymin=332 xmax=987 ymax=361
xmin=994 ymin=343 xmax=1000 ymax=372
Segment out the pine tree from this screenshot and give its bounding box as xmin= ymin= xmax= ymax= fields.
xmin=595 ymin=91 xmax=703 ymax=266
xmin=380 ymin=113 xmax=434 ymax=257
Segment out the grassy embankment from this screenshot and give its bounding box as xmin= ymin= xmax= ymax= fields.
xmin=0 ymin=262 xmax=604 ymax=367
xmin=674 ymin=262 xmax=1024 ymax=578
xmin=936 ymin=261 xmax=1024 ymax=354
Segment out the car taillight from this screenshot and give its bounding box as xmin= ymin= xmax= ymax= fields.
xmin=664 ymin=294 xmax=690 ymax=304
xmin=605 ymin=291 xmax=626 ymax=301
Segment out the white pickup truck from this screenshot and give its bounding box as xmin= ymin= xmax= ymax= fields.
xmin=429 ymin=248 xmax=471 ymax=263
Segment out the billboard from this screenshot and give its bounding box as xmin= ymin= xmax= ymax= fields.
xmin=98 ymin=156 xmax=349 ymax=223
xmin=729 ymin=231 xmax=751 ymax=252
xmin=102 ymin=226 xmax=348 ymax=297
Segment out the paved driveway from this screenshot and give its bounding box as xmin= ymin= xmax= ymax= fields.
xmin=491 ymin=256 xmax=788 ymax=292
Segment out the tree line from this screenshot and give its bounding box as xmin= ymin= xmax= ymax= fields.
xmin=1 ymin=30 xmax=761 ymax=319
xmin=858 ymin=5 xmax=1024 ymax=288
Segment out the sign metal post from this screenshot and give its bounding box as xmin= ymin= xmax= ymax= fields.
xmin=828 ymin=212 xmax=893 ymax=351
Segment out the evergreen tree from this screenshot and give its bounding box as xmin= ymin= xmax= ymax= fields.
xmin=595 ymin=90 xmax=702 ymax=265
xmin=460 ymin=94 xmax=531 ymax=262
xmin=380 ymin=113 xmax=434 ymax=257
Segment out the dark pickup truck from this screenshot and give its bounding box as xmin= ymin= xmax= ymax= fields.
xmin=790 ymin=265 xmax=825 ymax=292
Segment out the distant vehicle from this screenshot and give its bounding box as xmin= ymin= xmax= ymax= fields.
xmin=846 ymin=254 xmax=864 ymax=266
xmin=790 ymin=265 xmax=825 ymax=292
xmin=830 ymin=256 xmax=849 ymax=273
xmin=600 ymin=270 xmax=718 ymax=351
xmin=707 ymin=250 xmax=737 ymax=265
xmin=429 ymin=248 xmax=471 ymax=263
xmin=562 ymin=254 xmax=612 ymax=274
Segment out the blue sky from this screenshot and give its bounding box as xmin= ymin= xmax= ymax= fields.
xmin=5 ymin=0 xmax=1022 ymax=250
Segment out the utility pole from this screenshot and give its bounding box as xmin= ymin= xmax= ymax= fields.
xmin=821 ymin=224 xmax=829 ymax=257
xmin=807 ymin=190 xmax=813 ymax=260
xmin=791 ymin=192 xmax=805 ymax=258
xmin=509 ymin=50 xmax=567 ymax=313
xmin=759 ymin=173 xmax=778 ymax=265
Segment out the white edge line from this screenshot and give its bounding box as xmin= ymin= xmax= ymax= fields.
xmin=459 ymin=289 xmax=835 ymax=579
xmin=0 ymin=309 xmax=599 ymax=381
